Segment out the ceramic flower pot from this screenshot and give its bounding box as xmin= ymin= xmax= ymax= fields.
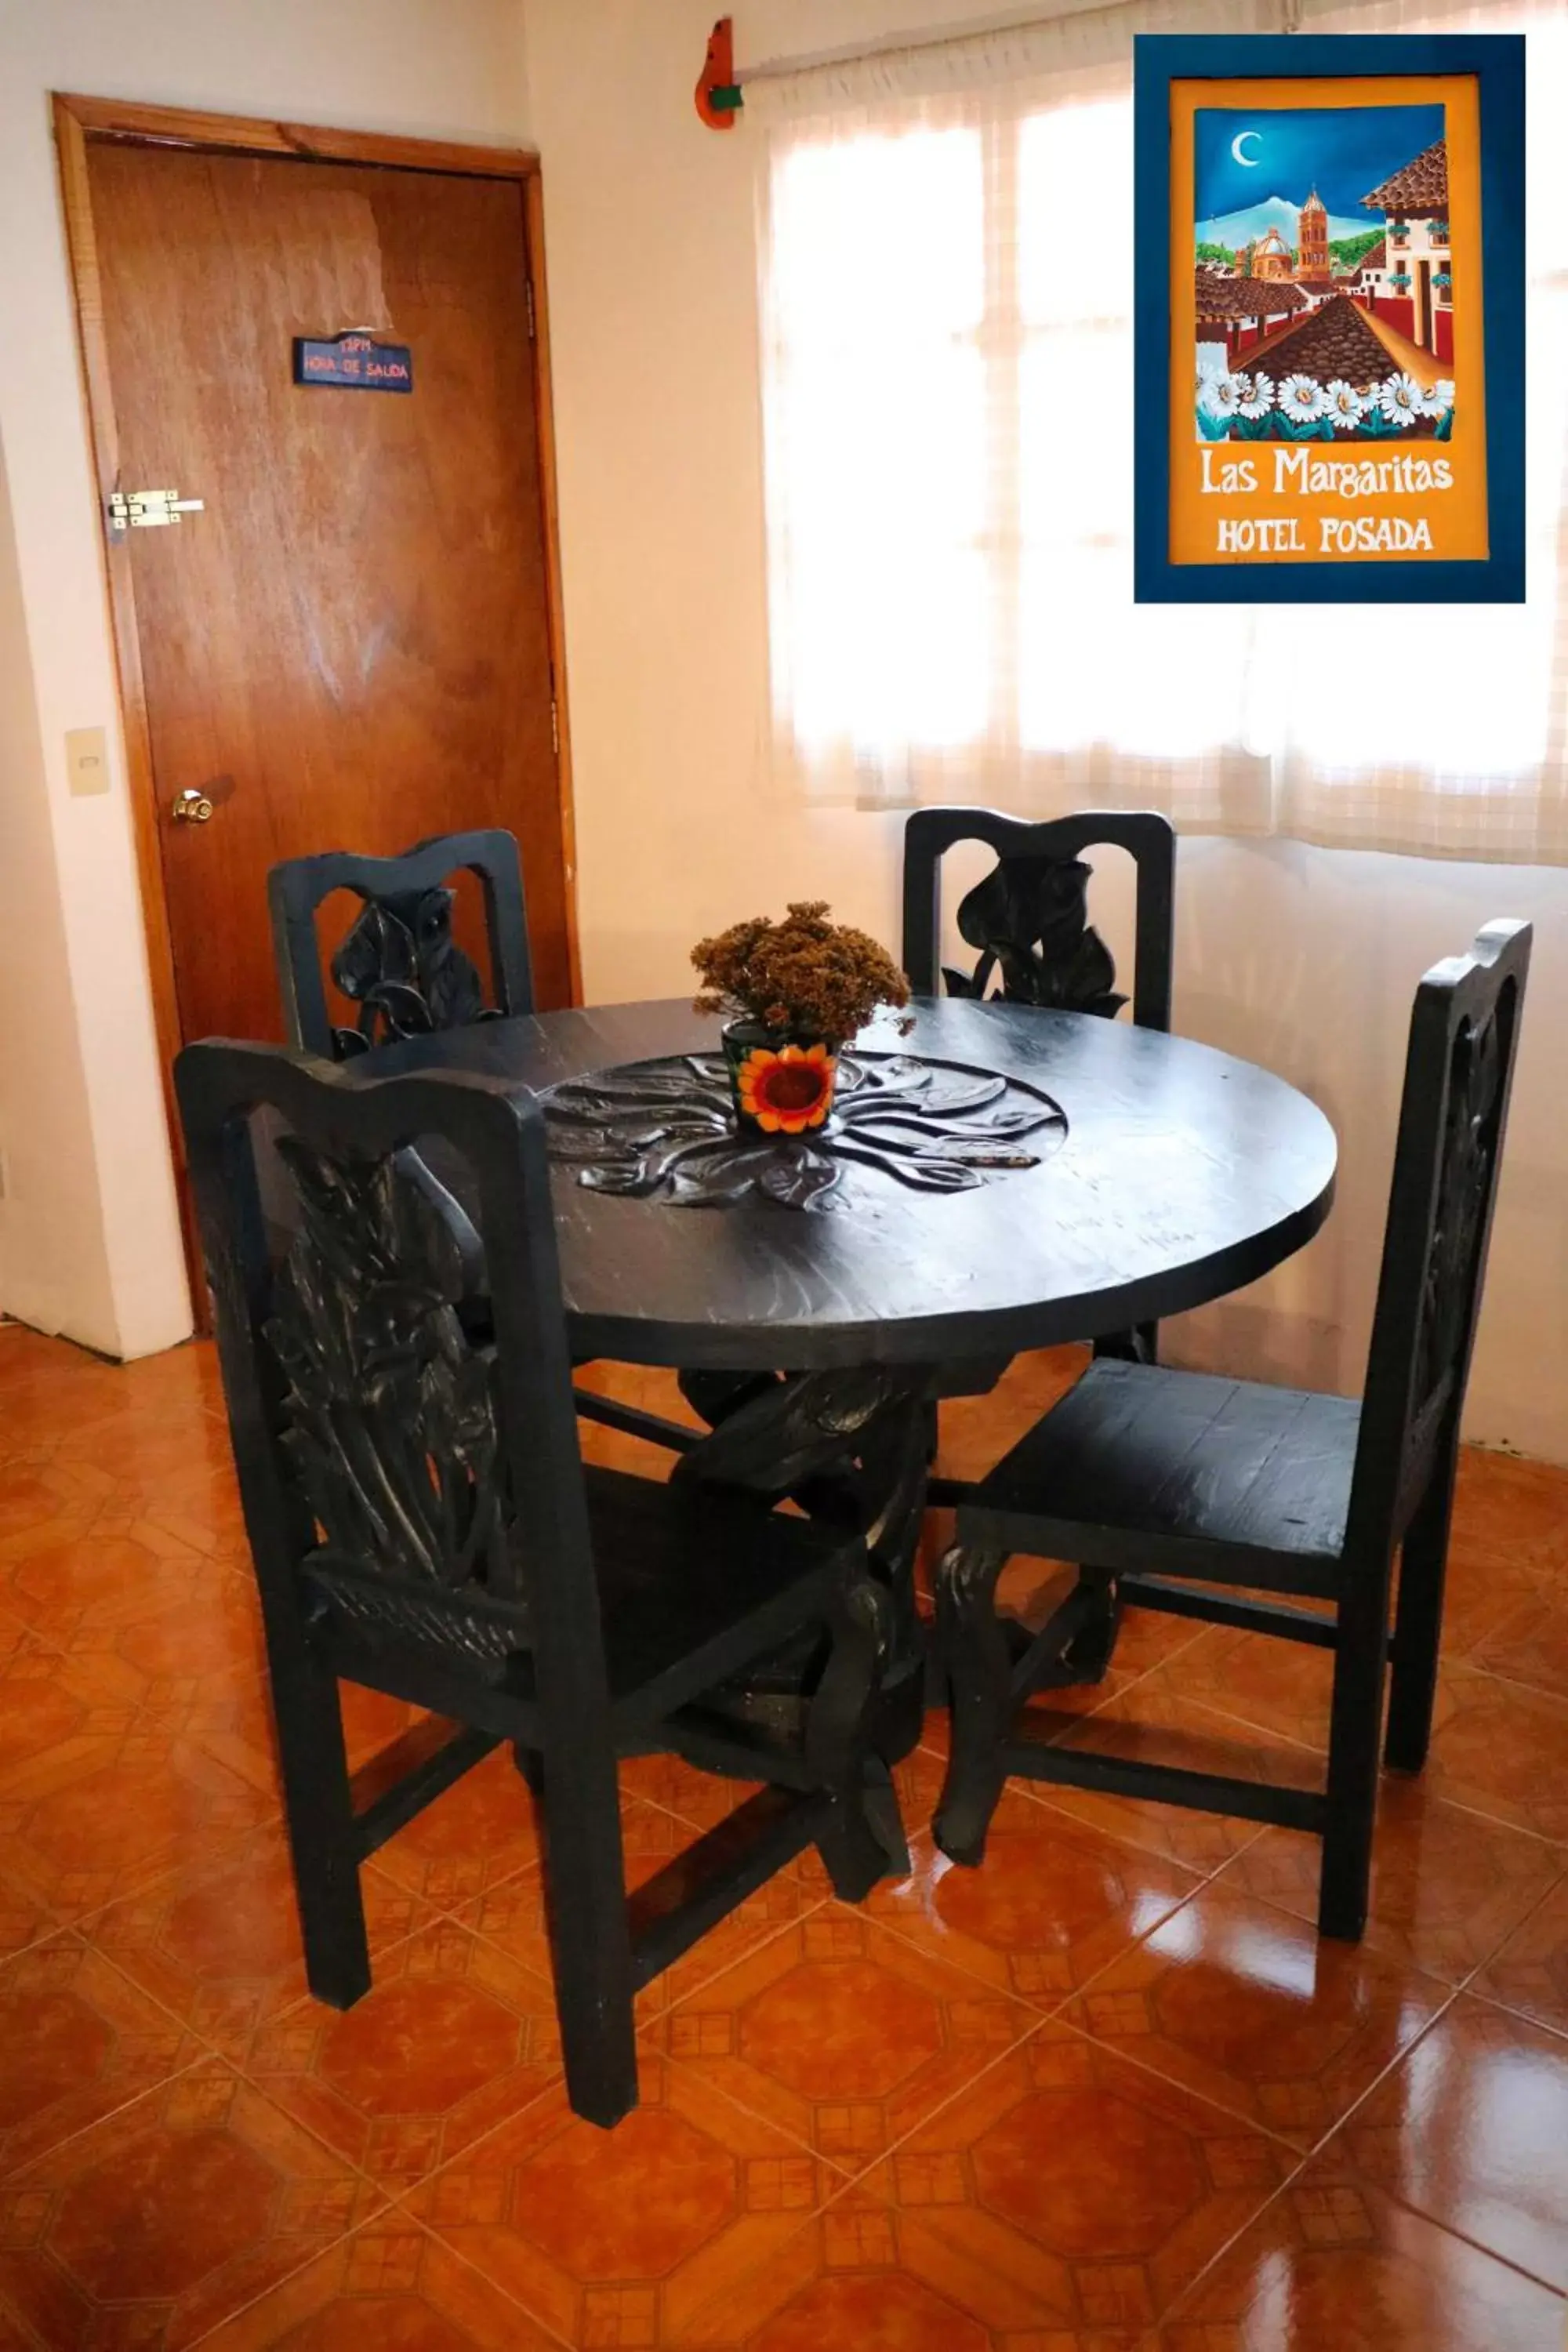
xmin=721 ymin=1023 xmax=839 ymax=1137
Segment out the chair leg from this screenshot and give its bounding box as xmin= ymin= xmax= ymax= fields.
xmin=805 ymin=1564 xmax=902 ymax=1902
xmin=932 ymin=1545 xmax=1011 ymax=1867
xmin=533 ymin=1751 xmax=640 ymax=2129
xmin=269 ymin=1642 xmax=371 ymax=2009
xmin=1319 ymin=1555 xmax=1395 ymax=1942
xmin=1384 ymin=1457 xmax=1458 ymax=1773
xmin=860 ymin=1755 xmax=913 ymax=1882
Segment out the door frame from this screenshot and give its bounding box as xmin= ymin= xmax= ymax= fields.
xmin=52 ymin=91 xmax=583 ymax=1302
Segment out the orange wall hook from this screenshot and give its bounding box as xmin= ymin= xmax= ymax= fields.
xmin=695 ymin=16 xmax=742 ymax=129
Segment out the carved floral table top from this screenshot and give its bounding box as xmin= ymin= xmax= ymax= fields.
xmin=358 ymin=996 xmax=1338 ymax=1374
xmin=542 ymin=1048 xmax=1069 ymax=1211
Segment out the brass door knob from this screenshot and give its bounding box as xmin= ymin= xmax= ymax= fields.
xmin=171 ymin=789 xmax=214 ymax=823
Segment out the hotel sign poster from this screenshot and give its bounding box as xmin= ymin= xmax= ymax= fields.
xmin=1134 ymin=35 xmax=1524 ymax=602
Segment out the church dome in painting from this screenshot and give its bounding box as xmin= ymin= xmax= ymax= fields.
xmin=1246 ymin=223 xmax=1295 ymax=281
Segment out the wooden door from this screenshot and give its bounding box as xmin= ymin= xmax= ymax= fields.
xmin=81 ymin=134 xmax=575 ymax=1049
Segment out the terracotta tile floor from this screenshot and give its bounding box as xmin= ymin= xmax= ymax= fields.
xmin=0 ymin=1323 xmax=1565 ymax=2349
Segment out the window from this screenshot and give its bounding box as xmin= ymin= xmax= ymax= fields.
xmin=764 ymin=123 xmax=988 ymax=766
xmin=758 ymin=3 xmax=1568 ymax=863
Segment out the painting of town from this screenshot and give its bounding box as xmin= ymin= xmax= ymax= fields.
xmin=1193 ymin=103 xmax=1454 ymax=443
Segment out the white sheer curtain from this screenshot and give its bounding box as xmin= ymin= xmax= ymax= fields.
xmin=756 ymin=0 xmax=1568 ymax=862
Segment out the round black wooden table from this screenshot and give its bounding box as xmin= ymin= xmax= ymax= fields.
xmin=370 ymin=995 xmax=1338 ymax=1363
xmin=367 ymin=996 xmax=1338 ymax=1782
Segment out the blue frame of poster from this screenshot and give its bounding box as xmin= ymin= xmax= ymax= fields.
xmin=1134 ymin=33 xmax=1524 ymax=602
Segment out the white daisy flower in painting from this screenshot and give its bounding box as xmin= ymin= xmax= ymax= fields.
xmin=1376 ymin=372 xmax=1425 ymax=427
xmin=1196 ymin=341 xmax=1231 ymax=389
xmin=1323 ymin=379 xmax=1364 ymax=430
xmin=1423 ymin=378 xmax=1456 ymax=417
xmin=1206 ymin=373 xmax=1243 ymax=416
xmin=1236 ymin=372 xmax=1275 ymax=419
xmin=1278 ymin=374 xmax=1327 ymax=423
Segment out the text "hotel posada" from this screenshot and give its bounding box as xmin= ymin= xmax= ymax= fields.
xmin=1202 ymin=445 xmax=1453 ymax=554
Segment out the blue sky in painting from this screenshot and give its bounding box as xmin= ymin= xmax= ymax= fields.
xmin=1195 ymin=103 xmax=1444 ymax=235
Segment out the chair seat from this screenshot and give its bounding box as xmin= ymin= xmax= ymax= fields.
xmin=960 ymin=1358 xmax=1359 ymax=1590
xmin=586 ymin=1467 xmax=849 ymax=1719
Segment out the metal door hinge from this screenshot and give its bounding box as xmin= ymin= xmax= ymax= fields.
xmin=524 ymin=279 xmax=537 ymax=341
xmin=550 ymin=696 xmax=559 ymax=756
xmin=107 ymin=488 xmax=205 ymax=533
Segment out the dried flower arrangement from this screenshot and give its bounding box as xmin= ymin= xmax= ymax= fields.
xmin=691 ymin=901 xmax=911 ymax=1044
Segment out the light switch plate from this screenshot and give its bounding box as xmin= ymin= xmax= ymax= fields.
xmin=65 ymin=728 xmax=111 ymax=797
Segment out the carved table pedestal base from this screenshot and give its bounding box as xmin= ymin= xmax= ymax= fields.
xmin=663 ymin=1361 xmax=936 ymax=1871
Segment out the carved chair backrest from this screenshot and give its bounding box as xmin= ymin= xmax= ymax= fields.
xmin=901 ymin=808 xmax=1176 ymax=1032
xmin=1346 ymin=920 xmax=1531 ymax=1563
xmin=268 ymin=829 xmax=535 ymax=1060
xmin=174 ymin=1040 xmax=607 ymax=1707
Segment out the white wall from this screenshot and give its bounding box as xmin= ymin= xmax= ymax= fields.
xmin=523 ymin=0 xmax=1568 ymax=1463
xmin=0 ymin=0 xmax=532 ymax=1356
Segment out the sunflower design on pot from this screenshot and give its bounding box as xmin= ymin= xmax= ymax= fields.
xmin=732 ymin=1040 xmax=838 ymax=1134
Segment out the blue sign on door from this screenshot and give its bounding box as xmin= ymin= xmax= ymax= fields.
xmin=292 ymin=334 xmax=413 ymax=393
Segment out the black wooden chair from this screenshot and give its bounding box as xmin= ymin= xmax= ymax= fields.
xmin=904 ymin=807 xmax=1175 ymax=1392
xmin=176 ymin=1040 xmax=904 ymax=2127
xmin=267 ymin=828 xmax=533 ymax=1059
xmin=933 ymin=920 xmax=1530 ymax=1942
xmin=267 ymin=829 xmax=684 ymax=1459
xmin=901 ymin=807 xmax=1175 ymax=1030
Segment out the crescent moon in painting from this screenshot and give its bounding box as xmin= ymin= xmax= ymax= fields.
xmin=1232 ymin=129 xmax=1263 ymax=165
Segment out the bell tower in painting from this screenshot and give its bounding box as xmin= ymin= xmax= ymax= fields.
xmin=1297 ymin=188 xmax=1329 ymax=281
